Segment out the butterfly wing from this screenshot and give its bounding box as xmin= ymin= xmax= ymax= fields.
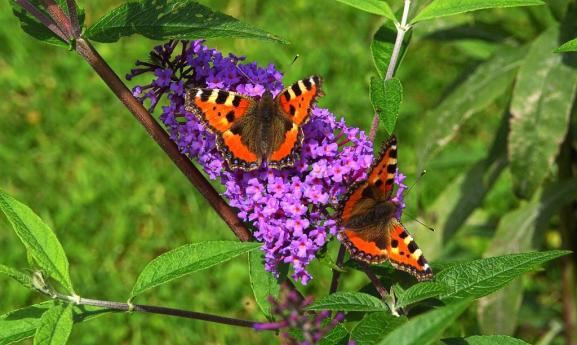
xmin=266 ymin=76 xmax=323 ymax=168
xmin=366 ymin=135 xmax=398 ymax=199
xmin=386 ymin=219 xmax=433 ymax=281
xmin=185 ymin=88 xmax=261 ymax=170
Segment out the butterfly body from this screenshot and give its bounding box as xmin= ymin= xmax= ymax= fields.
xmin=337 ymin=136 xmax=433 ymax=281
xmin=185 ymin=76 xmax=323 ymax=171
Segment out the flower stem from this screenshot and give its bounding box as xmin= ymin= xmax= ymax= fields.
xmin=329 ymin=244 xmax=346 ymax=294
xmin=368 ymin=0 xmax=412 ymax=141
xmin=74 ymin=38 xmax=253 ymax=243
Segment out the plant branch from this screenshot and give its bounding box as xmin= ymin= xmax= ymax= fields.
xmin=329 ymin=244 xmax=346 ymax=294
xmin=65 ymin=0 xmax=81 ymax=37
xmin=74 ymin=38 xmax=252 ymax=242
xmin=14 ymin=0 xmax=68 ymax=42
xmin=369 ymin=0 xmax=412 ymax=141
xmin=359 ymin=262 xmax=400 ymax=316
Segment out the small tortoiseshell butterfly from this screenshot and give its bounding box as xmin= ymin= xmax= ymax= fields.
xmin=184 ymin=76 xmax=323 ymax=171
xmin=336 ymin=135 xmax=433 ymax=281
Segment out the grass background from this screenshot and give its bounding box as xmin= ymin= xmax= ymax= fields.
xmin=0 ymin=0 xmax=568 ymax=344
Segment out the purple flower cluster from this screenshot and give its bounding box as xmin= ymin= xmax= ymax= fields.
xmin=127 ymin=40 xmax=374 ymax=284
xmin=254 ymin=291 xmax=351 ymax=345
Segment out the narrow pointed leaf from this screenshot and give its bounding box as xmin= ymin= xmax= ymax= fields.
xmin=0 ymin=265 xmax=33 ymax=289
xmin=306 ymin=292 xmax=388 ymax=312
xmin=443 ymin=335 xmax=530 ymax=345
xmin=0 ymin=190 xmax=73 ymax=293
xmin=85 ymin=0 xmax=285 ymax=43
xmin=413 ymin=0 xmax=545 ymax=23
xmin=378 ymin=300 xmax=470 ymax=345
xmin=509 ymin=26 xmax=577 ymax=198
xmin=436 ymin=250 xmax=571 ymax=303
xmin=371 ymin=23 xmax=412 ymax=78
xmin=248 ymin=251 xmax=280 ymax=319
xmin=33 ymin=304 xmax=73 ymax=345
xmin=351 ymin=312 xmax=407 ymax=345
xmin=418 ymin=46 xmax=525 ymax=163
xmin=10 ymin=0 xmax=84 ymax=47
xmin=395 ymin=282 xmax=445 ymax=308
xmin=131 ymin=241 xmax=261 ymax=298
xmin=334 ymin=0 xmax=397 ymax=22
xmin=555 ymin=37 xmax=577 ymax=52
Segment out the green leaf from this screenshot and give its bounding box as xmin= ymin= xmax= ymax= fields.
xmin=10 ymin=0 xmax=84 ymax=47
xmin=306 ymin=292 xmax=388 ymax=312
xmin=436 ymin=251 xmax=570 ymax=303
xmin=371 ymin=23 xmax=412 ymax=78
xmin=418 ymin=46 xmax=525 ymax=163
xmin=319 ymin=324 xmax=350 ymax=345
xmin=248 ymin=250 xmax=280 ymax=319
xmin=509 ymin=27 xmax=577 ymax=198
xmin=478 ymin=180 xmax=577 ymax=335
xmin=334 ymin=0 xmax=397 ymax=21
xmin=351 ymin=312 xmax=407 ymax=345
xmin=0 ymin=265 xmax=33 ymax=289
xmin=555 ymin=37 xmax=577 ymax=52
xmin=131 ymin=241 xmax=261 ymax=298
xmin=413 ymin=0 xmax=545 ymax=23
xmin=443 ymin=335 xmax=530 ymax=345
xmin=0 ymin=302 xmax=107 ymax=345
xmin=0 ymin=190 xmax=73 ymax=293
xmin=85 ymin=0 xmax=285 ymax=44
xmin=370 ymin=77 xmax=403 ymax=136
xmin=378 ymin=300 xmax=470 ymax=345
xmin=395 ymin=282 xmax=445 ymax=309
xmin=33 ymin=304 xmax=73 ymax=345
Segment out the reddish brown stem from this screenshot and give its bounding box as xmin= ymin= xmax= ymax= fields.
xmin=359 ymin=262 xmax=390 ymax=299
xmin=329 ymin=245 xmax=346 ymax=294
xmin=74 ymin=38 xmax=252 ymax=242
xmin=14 ymin=0 xmax=68 ymax=42
xmin=39 ymin=0 xmax=74 ymax=39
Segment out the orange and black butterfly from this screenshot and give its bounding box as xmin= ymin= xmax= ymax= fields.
xmin=336 ymin=136 xmax=433 ymax=281
xmin=184 ymin=76 xmax=323 ymax=171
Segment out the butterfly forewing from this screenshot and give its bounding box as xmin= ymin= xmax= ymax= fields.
xmin=277 ymin=76 xmax=323 ymax=126
xmin=367 ymin=136 xmax=398 ymax=199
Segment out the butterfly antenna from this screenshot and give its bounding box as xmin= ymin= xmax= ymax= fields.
xmin=403 ymin=170 xmax=427 ymax=197
xmin=402 ymin=210 xmax=435 ymax=232
xmin=291 ymin=54 xmax=300 ymax=66
xmin=235 ymin=64 xmax=257 ymax=85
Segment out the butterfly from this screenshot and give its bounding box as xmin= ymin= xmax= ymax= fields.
xmin=336 ymin=135 xmax=433 ymax=281
xmin=184 ymin=76 xmax=323 ymax=171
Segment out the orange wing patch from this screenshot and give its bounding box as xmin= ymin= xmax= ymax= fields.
xmin=185 ymin=89 xmax=253 ymax=133
xmin=367 ymin=136 xmax=397 ymax=198
xmin=268 ymin=123 xmax=301 ymax=168
xmin=337 ymin=181 xmax=369 ymax=225
xmin=386 ymin=220 xmax=433 ymax=282
xmin=278 ymin=76 xmax=323 ymax=125
xmin=339 ymin=230 xmax=388 ymax=261
xmin=217 ymin=130 xmax=259 ymax=170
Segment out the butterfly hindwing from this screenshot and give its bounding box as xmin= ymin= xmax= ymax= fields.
xmin=386 ymin=220 xmax=433 ymax=281
xmin=277 ymin=76 xmax=323 ymax=126
xmin=338 ymin=226 xmax=389 ymax=264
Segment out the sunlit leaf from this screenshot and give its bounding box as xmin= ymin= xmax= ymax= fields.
xmin=378 ymin=300 xmax=470 ymax=345
xmin=33 ymin=304 xmax=73 ymax=345
xmin=395 ymin=282 xmax=445 ymax=308
xmin=443 ymin=335 xmax=530 ymax=344
xmin=555 ymin=37 xmax=577 ymax=52
xmin=0 ymin=190 xmax=73 ymax=293
xmin=413 ymin=0 xmax=545 ymax=23
xmin=131 ymin=241 xmax=261 ymax=298
xmin=334 ymin=0 xmax=397 ymax=21
xmin=370 ymin=77 xmax=403 ymax=136
xmin=351 ymin=312 xmax=407 ymax=345
xmin=319 ymin=324 xmax=350 ymax=345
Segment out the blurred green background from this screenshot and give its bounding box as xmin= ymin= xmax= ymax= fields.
xmin=0 ymin=0 xmax=573 ymax=344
